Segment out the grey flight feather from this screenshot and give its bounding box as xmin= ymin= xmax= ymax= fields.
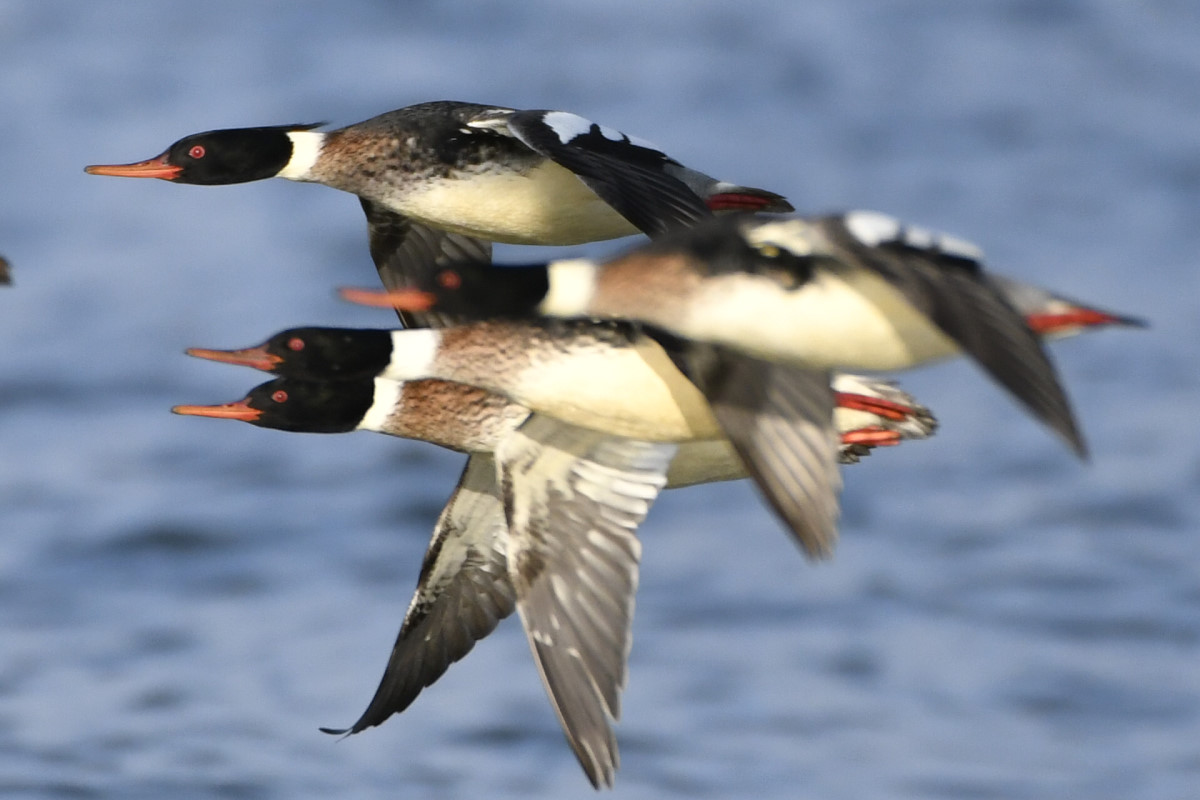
xmin=496 ymin=413 xmax=676 ymax=788
xmin=682 ymin=344 xmax=842 ymax=560
xmin=322 ymin=455 xmax=514 ymax=735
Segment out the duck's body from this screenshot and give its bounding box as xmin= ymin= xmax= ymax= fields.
xmin=185 ymin=316 xmax=937 ymax=555
xmin=371 ymin=320 xmax=724 ymax=443
xmin=282 ymin=103 xmax=643 ymax=245
xmin=174 ymin=372 xmax=936 ymax=479
xmin=187 ymin=319 xmax=717 ymax=441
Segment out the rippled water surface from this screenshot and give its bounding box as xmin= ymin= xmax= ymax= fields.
xmin=1 ymin=2 xmax=1198 ymax=798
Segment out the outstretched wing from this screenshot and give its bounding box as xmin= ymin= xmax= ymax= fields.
xmin=495 ymin=413 xmax=675 ymax=788
xmin=679 ymin=343 xmax=842 ymax=560
xmin=321 ymin=455 xmax=514 ymax=735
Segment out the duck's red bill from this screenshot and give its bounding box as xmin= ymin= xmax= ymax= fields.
xmin=339 ymin=286 xmax=437 ymax=311
xmin=186 ymin=346 xmax=282 ymax=372
xmin=84 ymin=154 xmax=182 ymax=180
xmin=172 ymin=400 xmax=261 ymax=422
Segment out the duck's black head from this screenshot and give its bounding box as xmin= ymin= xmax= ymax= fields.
xmin=341 ymin=260 xmax=550 ymax=321
xmin=187 ymin=327 xmax=395 ymax=380
xmin=172 ymin=377 xmax=375 ymax=434
xmin=85 ymin=123 xmax=322 ymax=185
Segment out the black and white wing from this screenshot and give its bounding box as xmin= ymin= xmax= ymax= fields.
xmin=819 ymin=211 xmax=1087 ymax=457
xmin=321 ymin=455 xmax=514 ymax=735
xmin=679 ymin=344 xmax=842 ymax=560
xmin=359 ymin=198 xmax=492 ymax=329
xmin=495 ymin=413 xmax=675 ymax=788
xmin=469 ymin=109 xmax=710 ymax=237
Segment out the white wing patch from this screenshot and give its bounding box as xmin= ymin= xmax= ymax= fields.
xmin=538 ymin=110 xmax=662 ymax=152
xmin=541 ymin=111 xmax=596 ymax=143
xmin=844 ymin=210 xmax=903 ymax=247
xmin=935 ymin=231 xmax=985 ymax=261
xmin=844 ymin=209 xmax=985 ymax=261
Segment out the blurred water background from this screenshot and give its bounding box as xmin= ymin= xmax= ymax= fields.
xmin=1 ymin=1 xmax=1198 ymax=798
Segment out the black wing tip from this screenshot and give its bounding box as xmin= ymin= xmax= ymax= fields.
xmin=318 ymin=725 xmax=354 ymax=738
xmin=1035 ymin=392 xmax=1088 ymax=461
xmin=1115 ymin=313 xmax=1150 ymax=329
xmin=759 ymin=192 xmax=795 ymax=214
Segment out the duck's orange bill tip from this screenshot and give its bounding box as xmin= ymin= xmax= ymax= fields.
xmin=171 ymin=400 xmax=262 ymax=422
xmin=185 ymin=346 xmax=282 ymax=372
xmin=84 ymin=155 xmax=182 ymax=180
xmin=338 ymin=286 xmax=437 ymax=311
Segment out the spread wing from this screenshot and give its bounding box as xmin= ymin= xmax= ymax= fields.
xmin=495 ymin=413 xmax=675 ymax=788
xmin=817 ymin=212 xmax=1086 ymax=457
xmin=680 ymin=344 xmax=842 ymax=560
xmin=321 ymin=455 xmax=515 ymax=735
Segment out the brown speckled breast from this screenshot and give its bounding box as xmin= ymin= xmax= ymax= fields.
xmin=388 ymin=379 xmax=528 ymax=453
xmin=310 ymin=101 xmax=542 ymax=200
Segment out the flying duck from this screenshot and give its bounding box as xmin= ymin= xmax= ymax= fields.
xmin=84 ymin=101 xmax=792 ymax=325
xmin=344 ymin=211 xmax=1093 ymax=459
xmin=185 ymin=317 xmax=946 ymax=557
xmin=173 ymin=373 xmax=935 ymax=787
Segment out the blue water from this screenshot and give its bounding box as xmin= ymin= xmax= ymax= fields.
xmin=1 ymin=1 xmax=1198 ymax=797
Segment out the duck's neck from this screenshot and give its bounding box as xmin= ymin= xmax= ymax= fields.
xmin=381 ymin=329 xmax=443 ymax=381
xmin=276 ymin=130 xmax=326 ymax=181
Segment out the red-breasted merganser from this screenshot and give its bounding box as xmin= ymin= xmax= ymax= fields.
xmin=173 ymin=372 xmax=935 ymax=787
xmin=185 ymin=319 xmax=944 ymax=557
xmin=346 ymin=211 xmax=1093 ymax=466
xmin=85 ymin=101 xmax=792 ymax=325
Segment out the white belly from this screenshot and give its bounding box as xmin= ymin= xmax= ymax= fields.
xmin=476 ymin=340 xmax=722 ymax=442
xmin=403 ymin=161 xmax=640 ymax=245
xmin=679 ymin=269 xmax=961 ymax=370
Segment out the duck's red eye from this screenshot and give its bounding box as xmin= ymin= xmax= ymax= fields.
xmin=271 ymin=390 xmax=288 ymax=404
xmin=287 ymin=337 xmax=305 ymax=352
xmin=438 ymin=269 xmax=462 ymax=290
xmin=189 ymin=145 xmax=206 ymax=159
